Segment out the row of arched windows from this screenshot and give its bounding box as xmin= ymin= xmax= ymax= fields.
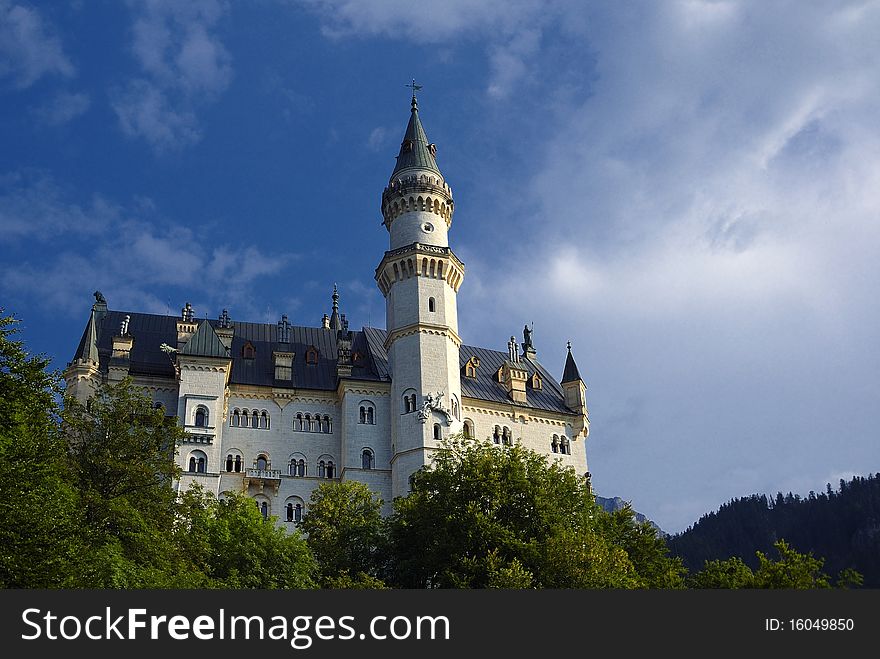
xmin=230 ymin=408 xmax=270 ymax=429
xmin=294 ymin=412 xmax=332 ymax=433
xmin=493 ymin=426 xmax=513 ymax=446
xmin=219 ymin=449 xmax=377 ymax=477
xmin=551 ymin=435 xmax=572 ymax=455
xmin=250 ymin=497 xmax=305 ymax=523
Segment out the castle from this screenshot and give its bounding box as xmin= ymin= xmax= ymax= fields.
xmin=64 ymin=94 xmax=591 ymax=524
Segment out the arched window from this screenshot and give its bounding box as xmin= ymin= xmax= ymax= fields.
xmin=194 ymin=406 xmax=208 ymax=428
xmin=261 ymin=411 xmax=269 ymax=429
xmin=289 ymin=453 xmax=306 ymax=477
xmin=305 ymin=414 xmax=313 ymax=431
xmin=251 ymin=410 xmax=260 ymax=429
xmin=234 ymin=455 xmax=242 ymax=472
xmin=295 ymin=413 xmax=303 ymax=431
xmin=451 ymin=395 xmax=460 ymax=420
xmin=359 ymin=402 xmax=375 ymax=424
xmin=428 ymin=297 xmax=435 ymax=312
xmin=561 ymin=437 xmax=571 ymax=455
xmin=242 ymin=342 xmax=256 ymax=359
xmin=306 ymin=346 xmax=319 ymax=364
xmin=260 ymin=501 xmax=268 ymax=519
xmin=256 ymin=454 xmax=268 ymax=471
xmin=241 ymin=410 xmax=249 ymax=427
xmin=326 ymin=461 xmax=335 ymax=479
xmin=188 ymin=450 xmax=207 ymax=473
xmin=324 ymin=415 xmax=332 ymax=433
xmin=493 ymin=426 xmax=501 ymax=444
xmin=433 ymin=423 xmax=442 ymax=440
xmin=403 ymin=389 xmax=417 ymax=413
xmin=318 ymin=460 xmax=326 ymax=478
xmin=551 ymin=435 xmax=559 ymax=453
xmin=295 ymin=503 xmax=303 ymax=522
xmin=362 ymin=448 xmax=374 ymax=470
xmin=463 ymin=420 xmax=474 ymax=438
xmin=502 ymin=427 xmax=512 ymax=446
xmin=231 ymin=409 xmax=240 ymax=427
xmin=226 ymin=454 xmax=234 ymax=471
xmin=286 ymin=503 xmax=294 ymax=522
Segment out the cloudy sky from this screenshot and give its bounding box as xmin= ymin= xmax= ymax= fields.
xmin=2 ymin=0 xmax=878 ymax=533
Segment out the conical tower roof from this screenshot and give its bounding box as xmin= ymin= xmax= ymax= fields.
xmin=390 ymin=95 xmax=442 ymax=179
xmin=561 ymin=343 xmax=582 ymax=383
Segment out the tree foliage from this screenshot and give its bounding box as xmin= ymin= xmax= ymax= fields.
xmin=300 ymin=480 xmax=388 ymax=587
xmin=0 ymin=312 xmax=79 ymax=587
xmin=387 ymin=437 xmax=685 ymax=588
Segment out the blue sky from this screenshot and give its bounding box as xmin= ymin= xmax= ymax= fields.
xmin=2 ymin=0 xmax=878 ymax=533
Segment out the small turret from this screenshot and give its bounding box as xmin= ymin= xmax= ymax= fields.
xmin=561 ymin=342 xmax=589 ymax=438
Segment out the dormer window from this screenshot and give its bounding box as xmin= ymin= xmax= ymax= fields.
xmin=531 ymin=372 xmax=543 ymax=390
xmin=463 ymin=356 xmax=479 ymax=379
xmin=242 ymin=342 xmax=256 ymax=359
xmin=306 ymin=346 xmax=319 ymax=365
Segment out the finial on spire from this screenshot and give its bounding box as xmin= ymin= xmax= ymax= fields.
xmin=567 ymin=341 xmax=572 ymax=351
xmin=332 ymin=284 xmax=339 ymax=311
xmin=405 ymin=79 xmax=423 ymax=111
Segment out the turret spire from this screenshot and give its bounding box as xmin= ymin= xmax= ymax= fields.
xmin=561 ymin=342 xmax=583 ymax=383
xmin=329 ymin=284 xmax=341 ymax=331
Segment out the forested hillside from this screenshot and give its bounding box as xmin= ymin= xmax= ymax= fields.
xmin=668 ymin=474 xmax=880 ymax=586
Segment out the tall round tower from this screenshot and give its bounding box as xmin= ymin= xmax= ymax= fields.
xmin=375 ymin=93 xmax=465 ymax=498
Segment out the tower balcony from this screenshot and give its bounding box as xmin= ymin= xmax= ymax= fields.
xmin=375 ymin=242 xmax=465 ymax=296
xmin=243 ymin=468 xmax=282 ymax=495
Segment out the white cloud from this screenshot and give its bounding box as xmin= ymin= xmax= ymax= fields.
xmin=111 ymin=79 xmax=200 ymax=151
xmin=0 ymin=172 xmax=295 ymax=319
xmin=33 ymin=90 xmax=91 ymax=126
xmin=114 ymin=0 xmax=232 ymax=150
xmin=0 ymin=0 xmax=74 ymax=88
xmin=367 ymin=126 xmax=389 ymax=151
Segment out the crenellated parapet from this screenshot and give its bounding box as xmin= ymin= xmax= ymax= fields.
xmin=381 ymin=173 xmax=454 ymax=229
xmin=374 ymin=242 xmax=465 ymax=297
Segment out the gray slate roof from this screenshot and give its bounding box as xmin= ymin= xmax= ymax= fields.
xmin=72 ymin=310 xmax=574 ymax=414
xmin=179 ymin=319 xmax=229 ymax=358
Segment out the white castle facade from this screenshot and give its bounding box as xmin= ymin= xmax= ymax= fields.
xmin=64 ymin=95 xmax=591 ymax=525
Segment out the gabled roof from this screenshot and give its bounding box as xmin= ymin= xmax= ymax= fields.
xmin=390 ymin=96 xmax=442 ymax=178
xmin=179 ymin=320 xmax=229 ymax=359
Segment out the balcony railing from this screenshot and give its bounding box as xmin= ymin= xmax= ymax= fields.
xmin=243 ymin=468 xmax=282 ymax=495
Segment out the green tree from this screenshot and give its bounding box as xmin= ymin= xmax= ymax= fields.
xmin=180 ymin=488 xmax=316 ymax=589
xmin=596 ymin=503 xmax=686 ymax=588
xmin=300 ymin=480 xmax=388 ymax=587
xmin=62 ymin=378 xmax=190 ymax=586
xmin=388 ymin=437 xmax=679 ymax=588
xmin=688 ymin=556 xmax=756 ymax=588
xmin=689 ymin=540 xmax=863 ymax=589
xmin=753 ymin=540 xmax=832 ymax=589
xmin=0 ymin=311 xmax=79 ymax=587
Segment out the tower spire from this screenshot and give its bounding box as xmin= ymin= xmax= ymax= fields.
xmin=391 ymin=84 xmax=440 ymax=179
xmin=329 ymin=284 xmax=341 ymax=331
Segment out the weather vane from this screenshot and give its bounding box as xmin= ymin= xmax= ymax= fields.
xmin=405 ymin=79 xmax=423 ymax=98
